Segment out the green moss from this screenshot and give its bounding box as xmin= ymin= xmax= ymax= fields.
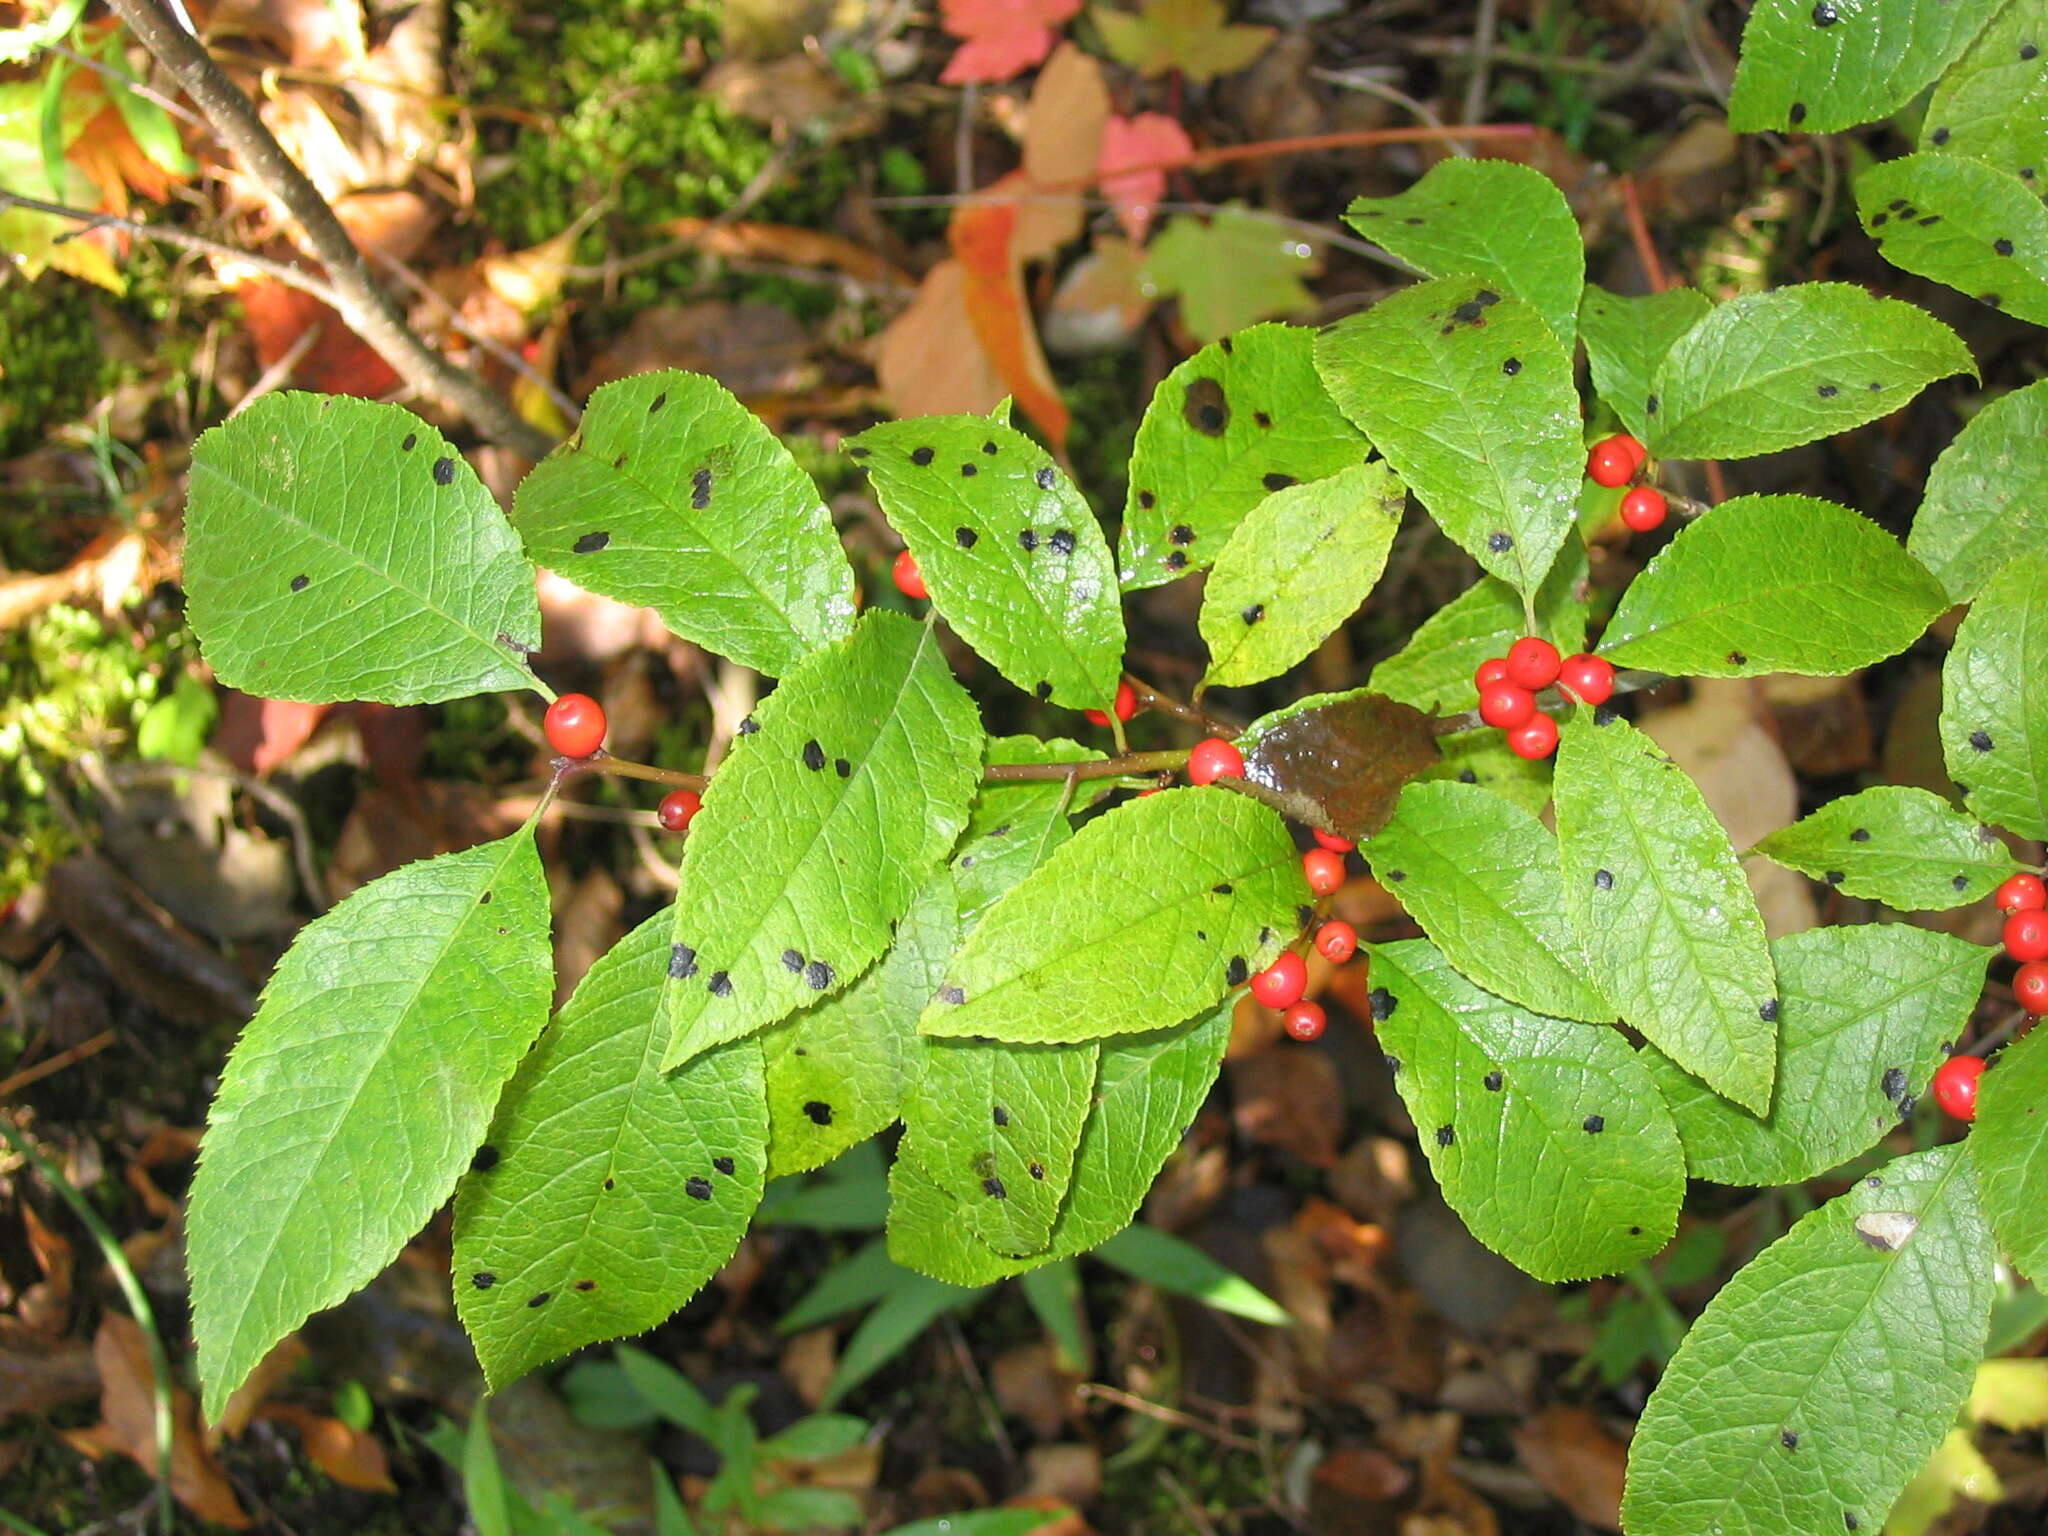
xmin=0 ymin=273 xmax=112 ymax=458
xmin=1098 ymin=1423 xmax=1273 ymax=1532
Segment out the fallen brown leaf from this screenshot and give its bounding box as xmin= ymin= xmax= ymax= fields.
xmin=1511 ymin=1406 xmax=1626 ymax=1530
xmin=63 ymin=1314 xmax=250 ymax=1528
xmin=1228 ymin=1046 xmax=1343 ymax=1166
xmin=661 ymin=218 xmax=913 ymax=290
xmin=17 ymin=1198 xmax=73 ymax=1337
xmin=257 ymin=1402 xmax=398 ymax=1492
xmin=0 ymin=531 xmax=151 ymax=632
xmin=576 ymin=301 xmax=812 ymax=398
xmin=0 ymin=1333 xmax=100 ymax=1417
xmin=210 ymin=1335 xmax=308 ymax=1442
xmin=876 ymin=258 xmax=1010 ymax=423
xmin=1014 ymin=44 xmax=1108 ymax=260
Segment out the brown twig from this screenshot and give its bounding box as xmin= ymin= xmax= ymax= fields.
xmin=0 ymin=1029 xmax=118 ymax=1100
xmin=0 ymin=188 xmax=333 ymax=299
xmin=1076 ymin=1382 xmax=1264 ymax=1453
xmin=1127 ymin=674 xmax=1242 ymax=738
xmin=104 ymin=0 xmax=554 ymax=458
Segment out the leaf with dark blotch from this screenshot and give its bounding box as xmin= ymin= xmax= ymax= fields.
xmin=1235 ymin=689 xmax=1442 ymax=842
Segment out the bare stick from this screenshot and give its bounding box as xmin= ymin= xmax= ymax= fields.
xmin=104 ymin=0 xmax=554 ymax=458
xmin=0 ymin=189 xmax=335 ymax=300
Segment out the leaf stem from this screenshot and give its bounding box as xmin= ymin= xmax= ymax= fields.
xmin=1127 ymin=673 xmax=1240 ymax=737
xmin=983 ymin=750 xmax=1190 ymax=783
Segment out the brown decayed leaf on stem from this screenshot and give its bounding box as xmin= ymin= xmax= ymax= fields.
xmin=938 ymin=0 xmax=1082 ymax=84
xmin=256 ymin=1403 xmax=398 ymax=1492
xmin=63 ymin=1314 xmax=251 ymax=1527
xmin=1511 ymin=1405 xmax=1626 ymax=1530
xmin=1239 ymin=692 xmax=1442 ymax=842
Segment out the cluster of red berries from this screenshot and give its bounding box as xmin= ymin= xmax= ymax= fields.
xmin=1929 ymin=872 xmax=2048 ymax=1123
xmin=1586 ymin=432 xmax=1667 ymax=533
xmin=545 ymin=692 xmax=703 ymax=834
xmin=1246 ymin=877 xmax=1359 ymax=1046
xmin=1471 ymin=637 xmax=1614 ymax=761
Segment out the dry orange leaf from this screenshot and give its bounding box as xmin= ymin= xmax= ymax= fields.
xmin=258 ymin=1403 xmax=397 ymax=1492
xmin=210 ymin=1335 xmax=308 ymax=1442
xmin=235 ymin=279 xmax=404 ymax=399
xmin=662 ymin=218 xmax=914 ymax=290
xmin=1511 ymin=1406 xmax=1626 ymax=1530
xmin=951 ymin=181 xmax=1069 ymax=446
xmin=1014 ymin=44 xmax=1109 ymax=260
xmin=64 ymin=1314 xmax=250 ymax=1528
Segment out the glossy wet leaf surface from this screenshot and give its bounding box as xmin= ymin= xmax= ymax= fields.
xmin=1599 ymin=495 xmax=1949 ymax=678
xmin=1554 ymin=714 xmax=1778 ymax=1113
xmin=1643 ymin=924 xmax=1990 ymax=1186
xmin=662 ymin=612 xmax=981 ymax=1070
xmin=1728 ymin=0 xmax=2004 ymax=133
xmin=513 ymin=370 xmax=856 ymax=678
xmin=1235 ymin=689 xmax=1443 ymax=841
xmin=1369 ymin=941 xmax=1680 ymax=1282
xmin=1118 ymin=323 xmax=1368 ymax=589
xmin=185 ymin=394 xmax=541 ymax=705
xmin=452 ymin=913 xmax=766 ymax=1387
xmin=1622 ymin=1146 xmax=1994 ymax=1536
xmin=1316 ymin=277 xmax=1582 ymax=598
xmin=1750 ymin=785 xmax=2019 ymax=911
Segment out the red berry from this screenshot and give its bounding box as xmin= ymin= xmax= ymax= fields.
xmin=1587 ymin=437 xmax=1635 ymax=488
xmin=2018 ymin=959 xmax=2048 ymax=1014
xmin=1478 ymin=682 xmax=1538 ymax=730
xmin=892 ymin=548 xmax=927 ymax=600
xmin=1613 ymin=432 xmax=1647 ymax=472
xmin=1558 ymin=653 xmax=1616 ymax=706
xmin=1187 ymin=737 xmax=1244 ymax=786
xmin=544 ymin=693 xmax=607 ymax=758
xmin=1620 ymin=486 xmax=1668 ymax=532
xmin=1302 ymin=847 xmax=1346 ymax=897
xmin=1504 ymin=636 xmax=1562 ymax=691
xmin=1996 ymin=873 xmax=2047 ymax=913
xmin=2006 ymin=908 xmax=2048 ymax=963
xmin=1315 ymin=920 xmax=1358 ymax=963
xmin=1932 ymin=1054 xmax=1986 ymax=1122
xmin=1312 ymin=828 xmax=1355 ymax=854
xmin=1085 ymin=680 xmax=1139 ymax=727
xmin=1282 ymin=1000 xmax=1327 ymax=1042
xmin=657 ymin=789 xmax=702 ymax=833
xmin=1250 ymin=951 xmax=1308 ymax=1008
xmin=1474 ymin=656 xmax=1511 ymax=690
xmin=1506 ymin=712 xmax=1560 ymax=761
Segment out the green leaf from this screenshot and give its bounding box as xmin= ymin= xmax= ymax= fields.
xmin=188 ymin=829 xmax=552 ymax=1418
xmin=1315 ymin=276 xmax=1582 ymax=598
xmin=1017 ymin=1261 xmax=1091 ymax=1373
xmin=464 ymin=1404 xmax=513 ymax=1536
xmin=1418 ymin=728 xmax=1554 ymax=817
xmin=1727 ymin=0 xmax=2005 ymax=133
xmin=136 ymin=673 xmax=218 ymax=767
xmin=1092 ymin=1226 xmax=1291 ymax=1325
xmin=1751 ymin=785 xmax=2020 ymax=910
xmin=1644 ymin=284 xmax=1975 ymax=460
xmin=1577 ymin=285 xmax=1713 ymax=444
xmin=757 ymin=1488 xmax=863 ymax=1532
xmin=760 ymin=1414 xmax=870 ymax=1463
xmin=847 ymin=417 xmax=1123 ymax=710
xmin=661 ymin=612 xmax=980 ymax=1070
xmin=1922 ymin=2 xmax=2048 ymax=188
xmin=759 ymin=878 xmax=955 ymax=1179
xmin=653 ymin=1464 xmax=701 ymax=1536
xmin=1118 ymin=323 xmax=1368 ymax=590
xmin=1553 ymin=714 xmax=1778 ymax=1113
xmin=1973 ymin=1023 xmax=2048 ymax=1287
xmin=1090 ymin=0 xmax=1274 ymax=81
xmin=821 ymin=1272 xmax=983 ymax=1407
xmin=1235 ymin=688 xmax=1443 ymax=841
xmin=919 ymin=788 xmax=1303 ymax=1044
xmin=1642 ymin=924 xmax=1991 ymax=1186
xmin=1197 ymin=461 xmax=1404 ymax=689
xmin=1345 ymin=160 xmax=1585 ymax=351
xmin=513 ymin=371 xmax=855 ymax=678
xmin=953 ymin=736 xmax=1101 ymax=926
xmin=1367 ymin=782 xmax=1610 ymax=1023
xmin=1367 ymin=543 xmax=1588 ymax=716
xmin=1940 ymin=550 xmax=2048 ymax=840
xmin=882 ymin=1514 xmax=1073 ymax=1536
xmin=777 ymin=1238 xmax=899 ymax=1333
xmin=889 ymin=1007 xmax=1230 ymax=1283
xmin=1620 ymin=1145 xmax=1996 ymax=1536
xmin=1140 ymin=205 xmax=1318 ymax=344
xmin=1912 ymin=377 xmax=2048 ymax=604
xmin=615 ymin=1345 xmax=719 ymax=1439
xmin=1859 ymin=154 xmax=2048 ymax=326
xmin=452 ymin=913 xmax=767 ymax=1388
xmin=184 ymin=394 xmax=541 ymax=705
xmin=902 ymin=1038 xmax=1100 ymax=1257
xmin=1368 ymin=940 xmax=1682 ymax=1281
xmin=1598 ymin=494 xmax=1949 ymax=678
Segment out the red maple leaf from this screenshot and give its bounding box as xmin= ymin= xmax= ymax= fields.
xmin=1097 ymin=113 xmax=1194 ymax=242
xmin=939 ymin=0 xmax=1082 ymax=84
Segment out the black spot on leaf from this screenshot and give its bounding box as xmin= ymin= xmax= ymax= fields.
xmin=1242 ymin=603 xmax=1264 ymax=625
xmin=1368 ymin=988 xmax=1396 ymax=1021
xmin=803 ymin=739 xmax=826 ymax=770
xmin=1225 ymin=955 xmax=1249 ymax=986
xmin=708 ymin=972 xmax=732 ymax=997
xmin=1817 ymin=385 xmax=1838 ymax=399
xmin=992 ymin=1105 xmax=1010 ymax=1126
xmin=1035 ymin=680 xmax=1054 ymax=701
xmin=1049 ymin=529 xmax=1076 ymax=554
xmin=1594 ymin=869 xmax=1614 ymax=891
xmin=1168 ymin=524 xmax=1195 ymax=545
xmin=912 ymin=446 xmax=935 ymax=465
xmin=782 ymin=949 xmax=804 ymax=972
xmin=1844 ymin=1516 xmax=1859 ymax=1532
xmin=1165 ymin=551 xmax=1187 ymax=571
xmin=1019 ymin=529 xmax=1039 ymax=551
xmin=686 ymin=1177 xmax=712 ymax=1200
xmin=1781 ymin=1429 xmax=1800 ymax=1450
xmin=1184 ymin=377 xmax=1229 ymax=436
xmin=956 ymin=526 xmax=978 ymax=548
xmin=835 ymin=758 xmax=851 ymax=778
xmin=648 ymin=390 xmax=668 ymax=413
xmin=1728 ymin=650 xmax=1748 ymax=666
xmin=983 ymin=1177 xmax=1007 ymax=1199
xmin=479 ymin=891 xmax=493 ymax=905
xmin=1029 ymin=1161 xmax=1045 ymax=1179
xmin=1790 ymin=102 xmax=1808 ymax=124
xmin=290 ymin=574 xmax=309 ymax=592
xmin=1982 ymin=293 xmax=2004 ymax=309
xmin=1213 ymin=882 xmax=1234 ymax=895
xmin=1970 ymin=729 xmax=1993 ymax=752
xmin=939 ymin=985 xmax=967 ymax=1005
xmin=1435 ymin=1124 xmax=1455 ymax=1148
xmin=528 ymin=1292 xmax=551 ymax=1308
xmin=472 ymin=1273 xmax=496 ymax=1289
xmin=669 ymin=944 xmax=697 ymax=980
xmin=1254 ymin=410 xmax=1273 ymax=428
xmin=575 ymin=1280 xmax=595 ymax=1291
xmin=1881 ymin=1066 xmax=1907 ymax=1101
xmin=847 ymin=445 xmax=870 ymax=459
xmin=960 ymin=462 xmax=978 ymax=478
xmin=1760 ymin=999 xmax=1780 ymax=1023
xmin=1826 ymin=870 xmax=1844 ymax=886
xmin=738 ymin=716 xmax=759 ymax=735
xmin=400 ymin=432 xmax=417 ymax=451
xmin=1873 ymin=212 xmax=1889 ymax=227
xmin=1484 ymin=1071 xmax=1503 ymax=1091
xmin=982 ymin=440 xmax=998 ymax=455
xmin=1931 ymin=127 xmax=1951 ymax=145
xmin=1850 ymin=827 xmax=1870 ymax=842
xmin=1386 ymin=870 xmax=1406 ymax=883
xmin=804 ymin=1101 xmax=833 ymax=1125
xmin=1502 ymin=357 xmax=1521 ymax=375
xmin=1594 ymin=705 xmax=1620 ymax=727
xmin=713 ymin=1156 xmax=735 ymax=1175
xmin=1384 ymin=1053 xmax=1402 ymax=1073
xmin=573 ymin=531 xmax=610 ymax=553
xmin=691 ymin=468 xmax=713 ymax=509
xmin=1811 ymin=1 xmax=1834 ymax=22
xmin=1037 ymin=466 xmax=1056 ymax=489
xmin=2024 ymin=42 xmax=2040 ymax=59
xmin=1262 ymin=472 xmax=1296 ymax=491
xmin=1487 ymin=532 xmax=1513 ymax=553
xmin=1138 ymin=490 xmax=1157 ymax=509
xmin=432 ymin=456 xmax=456 ymax=485
xmin=1953 ymin=874 xmax=1971 ymax=891
xmin=804 ymin=960 xmax=834 ymax=990
xmin=472 ymin=1144 xmax=501 ymax=1172
xmin=1646 ymin=394 xmax=1659 ymax=415
xmin=1583 ymin=1115 xmax=1605 ymax=1133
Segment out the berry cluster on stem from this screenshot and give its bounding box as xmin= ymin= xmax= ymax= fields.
xmin=1471 ymin=639 xmax=1612 ymax=761
xmin=1586 ymin=432 xmax=1668 ymax=533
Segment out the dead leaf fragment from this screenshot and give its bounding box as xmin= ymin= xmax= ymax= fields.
xmin=1511 ymin=1406 xmax=1625 ymax=1530
xmin=258 ymin=1402 xmax=397 ymax=1492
